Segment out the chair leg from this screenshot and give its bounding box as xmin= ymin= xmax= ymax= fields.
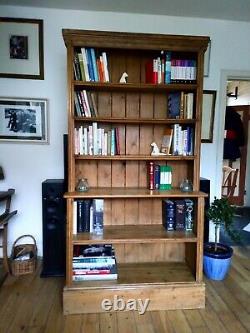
xmin=2 ymin=225 xmax=10 ymax=274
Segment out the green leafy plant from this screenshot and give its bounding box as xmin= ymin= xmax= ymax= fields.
xmin=206 ymin=197 xmax=240 ymax=252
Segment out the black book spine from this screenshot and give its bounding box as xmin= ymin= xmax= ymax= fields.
xmin=83 ymin=199 xmax=92 ymax=232
xmin=175 ymin=199 xmax=185 ymax=230
xmin=77 ymin=200 xmax=85 ymax=233
xmin=162 ymin=199 xmax=175 ymax=231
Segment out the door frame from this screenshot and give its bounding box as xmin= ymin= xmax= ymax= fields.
xmin=216 ymin=70 xmax=250 ymax=201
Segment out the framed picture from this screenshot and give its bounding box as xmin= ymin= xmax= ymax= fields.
xmin=0 ymin=97 xmax=48 ymax=143
xmin=0 ymin=18 xmax=44 ymax=79
xmin=204 ymin=40 xmax=211 ymax=77
xmin=201 ymin=90 xmax=216 ymax=143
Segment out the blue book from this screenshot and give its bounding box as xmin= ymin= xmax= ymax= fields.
xmin=165 ymin=51 xmax=171 ymax=84
xmin=168 ymin=92 xmax=181 ymax=119
xmin=162 ymin=199 xmax=175 ymax=231
xmin=154 ymin=164 xmax=160 ymax=190
xmin=86 ymin=48 xmax=95 ymax=81
xmin=90 ymin=48 xmax=99 ymax=82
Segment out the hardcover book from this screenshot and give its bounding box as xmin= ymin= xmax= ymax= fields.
xmin=162 ymin=199 xmax=175 ymax=231
xmin=175 ymin=199 xmax=186 ymax=230
xmin=168 ymin=92 xmax=181 ymax=119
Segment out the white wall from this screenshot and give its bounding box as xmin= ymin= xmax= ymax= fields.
xmin=1 ymin=5 xmax=250 ymax=254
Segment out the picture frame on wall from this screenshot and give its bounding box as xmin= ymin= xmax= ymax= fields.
xmin=201 ymin=90 xmax=217 ymax=143
xmin=0 ymin=97 xmax=48 ymax=143
xmin=0 ymin=18 xmax=44 ymax=79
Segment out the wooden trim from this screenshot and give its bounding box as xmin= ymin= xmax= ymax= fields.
xmin=64 ymin=188 xmax=208 ymax=199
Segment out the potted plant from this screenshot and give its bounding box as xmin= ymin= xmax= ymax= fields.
xmin=203 ymin=197 xmax=240 ymax=280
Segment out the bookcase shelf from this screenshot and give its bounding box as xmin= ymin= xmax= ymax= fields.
xmin=64 ymin=188 xmax=207 ymax=199
xmin=74 ymin=117 xmax=196 ymax=124
xmin=63 ymin=29 xmax=209 ymax=314
xmin=72 ymin=224 xmax=197 ymax=244
xmin=74 ymin=154 xmax=196 ymax=161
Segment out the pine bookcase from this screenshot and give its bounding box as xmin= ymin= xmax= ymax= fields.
xmin=62 ymin=29 xmax=209 ymax=314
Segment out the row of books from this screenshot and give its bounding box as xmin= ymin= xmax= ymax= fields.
xmin=162 ymin=199 xmax=194 ymax=231
xmin=148 ymin=162 xmax=172 ymax=190
xmin=168 ymin=92 xmax=194 ymax=119
xmin=74 ymin=90 xmax=98 ymax=117
xmin=172 ymin=124 xmax=194 ymax=156
xmin=145 ymin=51 xmax=197 ymax=84
xmin=74 ymin=123 xmax=120 ymax=156
xmin=73 ymin=48 xmax=110 ymax=82
xmin=73 ymin=199 xmax=104 ymax=235
xmin=72 ymin=244 xmax=117 ymax=281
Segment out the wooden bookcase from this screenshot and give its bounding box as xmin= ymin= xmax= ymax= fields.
xmin=62 ymin=29 xmax=209 ymax=315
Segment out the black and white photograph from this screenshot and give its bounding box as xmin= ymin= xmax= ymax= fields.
xmin=9 ymin=35 xmax=28 ymax=59
xmin=0 ymin=98 xmax=48 ymax=143
xmin=0 ymin=18 xmax=44 ymax=79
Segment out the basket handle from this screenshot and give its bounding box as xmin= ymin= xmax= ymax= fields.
xmin=12 ymin=234 xmax=37 ymax=251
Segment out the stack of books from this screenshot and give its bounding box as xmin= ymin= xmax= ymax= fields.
xmin=162 ymin=199 xmax=194 ymax=231
xmin=72 ymin=244 xmax=117 ymax=281
xmin=148 ymin=162 xmax=172 ymax=190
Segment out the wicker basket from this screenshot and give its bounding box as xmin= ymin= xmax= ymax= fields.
xmin=10 ymin=235 xmax=37 ymax=276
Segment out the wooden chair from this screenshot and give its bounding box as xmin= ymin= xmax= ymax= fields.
xmin=0 ymin=189 xmax=17 ymax=276
xmin=222 ymin=166 xmax=239 ymax=198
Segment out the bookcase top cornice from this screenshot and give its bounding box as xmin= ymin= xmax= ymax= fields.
xmin=62 ymin=29 xmax=210 ymax=52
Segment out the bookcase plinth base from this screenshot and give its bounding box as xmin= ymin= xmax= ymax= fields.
xmin=63 ymin=282 xmax=205 ymax=314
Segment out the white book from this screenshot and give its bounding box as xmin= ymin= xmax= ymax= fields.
xmin=74 ymin=128 xmax=79 ymax=155
xmin=88 ymin=125 xmax=93 ymax=155
xmin=81 ymin=47 xmax=90 ymax=82
xmin=186 ymin=93 xmax=194 ymax=119
xmin=89 ymin=205 xmax=94 ymax=233
xmin=92 ymin=122 xmax=98 ymax=155
xmin=83 ymin=90 xmax=91 ymax=117
xmin=83 ymin=127 xmax=88 ymax=155
xmin=79 ymin=126 xmax=84 ymax=155
xmin=102 ymin=52 xmax=110 ymax=82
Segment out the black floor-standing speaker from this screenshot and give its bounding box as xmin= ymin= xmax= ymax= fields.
xmin=41 ymin=179 xmax=66 ymax=277
xmin=200 ymin=177 xmax=210 ymax=243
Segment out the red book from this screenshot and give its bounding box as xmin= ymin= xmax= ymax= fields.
xmin=148 ymin=161 xmax=155 ymax=190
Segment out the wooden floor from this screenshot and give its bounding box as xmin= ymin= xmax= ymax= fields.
xmin=0 ymin=251 xmax=249 ymax=333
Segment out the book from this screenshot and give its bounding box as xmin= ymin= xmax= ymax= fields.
xmin=162 ymin=199 xmax=175 ymax=231
xmin=184 ymin=199 xmax=194 ymax=231
xmin=148 ymin=161 xmax=155 ymax=190
xmin=92 ymin=199 xmax=104 ymax=235
xmin=74 ymin=244 xmax=114 ymax=257
xmin=76 ymin=199 xmax=92 ymax=232
xmin=168 ymin=92 xmax=181 ymax=119
xmin=175 ymin=200 xmax=186 ymax=230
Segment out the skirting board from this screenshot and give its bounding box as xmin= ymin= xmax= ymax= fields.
xmin=63 ymin=282 xmax=205 ymax=314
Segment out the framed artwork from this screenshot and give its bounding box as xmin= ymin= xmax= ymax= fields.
xmin=204 ymin=41 xmax=211 ymax=77
xmin=0 ymin=97 xmax=48 ymax=143
xmin=0 ymin=18 xmax=44 ymax=79
xmin=201 ymin=90 xmax=216 ymax=143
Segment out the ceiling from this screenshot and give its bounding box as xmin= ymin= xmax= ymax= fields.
xmin=1 ymin=0 xmax=250 ymax=22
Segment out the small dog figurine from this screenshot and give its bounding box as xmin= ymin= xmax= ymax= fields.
xmin=119 ymin=72 xmax=128 ymax=83
xmin=151 ymin=142 xmax=167 ymax=156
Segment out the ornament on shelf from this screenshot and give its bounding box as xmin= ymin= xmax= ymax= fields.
xmin=76 ymin=178 xmax=89 ymax=192
xmin=151 ymin=142 xmax=167 ymax=156
xmin=119 ymin=72 xmax=128 ymax=83
xmin=180 ymin=179 xmax=193 ymax=192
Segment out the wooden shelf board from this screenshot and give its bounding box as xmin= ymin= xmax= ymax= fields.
xmin=68 ymin=261 xmax=196 ymax=289
xmin=74 ymin=154 xmax=195 ymax=161
xmin=73 ymin=81 xmax=197 ymax=92
xmin=73 ymin=224 xmax=197 ymax=244
xmin=64 ymin=187 xmax=208 ymax=199
xmin=74 ymin=117 xmax=196 ymax=125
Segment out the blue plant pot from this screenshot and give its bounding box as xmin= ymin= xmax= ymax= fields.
xmin=203 ymin=243 xmax=233 ymax=280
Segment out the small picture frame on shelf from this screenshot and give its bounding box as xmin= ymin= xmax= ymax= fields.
xmin=0 ymin=17 xmax=44 ymax=80
xmin=0 ymin=97 xmax=48 ymax=143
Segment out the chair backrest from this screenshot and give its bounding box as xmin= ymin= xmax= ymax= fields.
xmin=222 ymin=166 xmax=239 ymax=198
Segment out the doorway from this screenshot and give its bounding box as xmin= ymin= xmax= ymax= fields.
xmin=223 ymin=80 xmax=250 ymax=206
